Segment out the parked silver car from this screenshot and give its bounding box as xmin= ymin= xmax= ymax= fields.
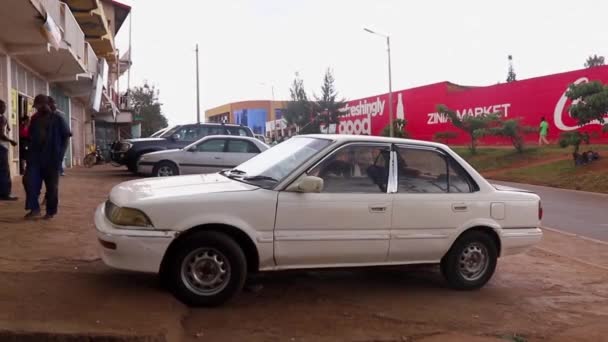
xmin=137 ymin=135 xmax=269 ymax=177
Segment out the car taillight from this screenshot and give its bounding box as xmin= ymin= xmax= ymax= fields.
xmin=538 ymin=201 xmax=543 ymax=221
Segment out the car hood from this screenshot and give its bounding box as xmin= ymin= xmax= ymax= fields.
xmin=140 ymin=149 xmax=181 ymax=160
xmin=109 ymin=173 xmax=257 ymax=205
xmin=125 ymin=137 xmax=166 ymax=143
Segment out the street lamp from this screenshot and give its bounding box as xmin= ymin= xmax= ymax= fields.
xmin=364 ymin=27 xmax=393 ymax=137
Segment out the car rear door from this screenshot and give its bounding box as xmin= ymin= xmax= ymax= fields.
xmin=389 ymin=145 xmax=483 ymax=262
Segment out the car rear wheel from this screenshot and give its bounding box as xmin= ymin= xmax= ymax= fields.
xmin=153 ymin=161 xmax=179 ymax=177
xmin=167 ymin=231 xmax=247 ymax=307
xmin=441 ymin=230 xmax=497 ymax=290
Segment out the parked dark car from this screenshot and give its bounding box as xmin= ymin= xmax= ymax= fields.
xmin=110 ymin=123 xmax=254 ymax=172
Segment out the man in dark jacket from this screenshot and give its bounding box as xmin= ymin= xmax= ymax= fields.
xmin=24 ymin=95 xmax=71 ymax=219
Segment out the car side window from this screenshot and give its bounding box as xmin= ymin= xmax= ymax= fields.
xmin=396 ymin=147 xmax=448 ymax=193
xmin=226 ymin=127 xmax=250 ymax=136
xmin=308 ymin=145 xmax=390 ymax=193
xmin=178 ymin=125 xmax=199 ymax=141
xmin=227 ymin=140 xmax=259 ymax=153
xmin=196 ymin=139 xmax=226 ymax=152
xmin=448 ymin=160 xmax=475 ymax=193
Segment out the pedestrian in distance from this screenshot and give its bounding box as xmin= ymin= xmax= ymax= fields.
xmin=538 ymin=117 xmax=549 ymax=146
xmin=0 ymin=99 xmax=18 ymax=201
xmin=24 ymin=95 xmax=71 ymax=220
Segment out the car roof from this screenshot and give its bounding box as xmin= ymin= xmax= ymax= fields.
xmin=190 ymin=135 xmax=269 ymax=148
xmin=181 ymin=123 xmax=249 ymax=128
xmin=297 ymin=134 xmax=448 ymax=149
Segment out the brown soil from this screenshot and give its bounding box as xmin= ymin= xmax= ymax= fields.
xmin=1 ymin=165 xmax=608 ymax=342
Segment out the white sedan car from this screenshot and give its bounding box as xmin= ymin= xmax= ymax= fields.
xmin=137 ymin=135 xmax=269 ymax=177
xmin=95 ymin=135 xmax=543 ymax=306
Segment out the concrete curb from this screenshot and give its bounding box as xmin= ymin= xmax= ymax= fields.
xmin=542 ymin=226 xmax=608 ymax=246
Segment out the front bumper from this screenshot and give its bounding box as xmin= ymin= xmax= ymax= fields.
xmin=137 ymin=161 xmax=154 ymax=176
xmin=94 ymin=203 xmax=176 ymax=273
xmin=500 ymin=227 xmax=543 ymax=256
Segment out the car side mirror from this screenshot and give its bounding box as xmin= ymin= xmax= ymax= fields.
xmin=171 ymin=134 xmax=181 ymax=141
xmin=287 ymin=176 xmax=324 ymax=193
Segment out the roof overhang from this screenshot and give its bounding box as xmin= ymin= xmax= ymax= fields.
xmin=63 ymin=0 xmax=100 ymax=12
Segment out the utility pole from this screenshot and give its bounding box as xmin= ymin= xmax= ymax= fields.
xmin=364 ymin=28 xmax=393 ymax=137
xmin=386 ymin=35 xmax=393 ymax=138
xmin=195 ymin=44 xmax=201 ymax=124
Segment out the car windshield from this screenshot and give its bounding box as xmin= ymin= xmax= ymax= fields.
xmin=222 ymin=137 xmax=332 ymax=188
xmin=159 ymin=125 xmax=182 ymax=138
xmin=149 ymin=127 xmax=168 ymax=138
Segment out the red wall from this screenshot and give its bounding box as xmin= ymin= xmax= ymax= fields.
xmin=339 ymin=66 xmax=608 ymax=144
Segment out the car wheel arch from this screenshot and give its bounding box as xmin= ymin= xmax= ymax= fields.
xmin=160 ymin=223 xmax=260 ymax=278
xmin=444 ymin=226 xmax=502 ymax=259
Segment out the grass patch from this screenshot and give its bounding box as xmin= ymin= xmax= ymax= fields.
xmin=451 ymin=145 xmax=608 ymax=173
xmin=492 ymin=158 xmax=608 ymax=193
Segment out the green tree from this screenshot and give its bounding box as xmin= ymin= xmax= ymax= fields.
xmin=381 ymin=119 xmax=408 ymax=138
xmin=433 ymin=131 xmax=459 ymax=145
xmin=566 ymin=81 xmax=608 ymax=128
xmin=313 ymin=68 xmax=347 ymax=128
xmin=437 ymin=105 xmax=501 ymax=154
xmin=128 ymin=83 xmax=168 ymax=137
xmin=486 ymin=119 xmax=536 ymax=153
xmin=284 ymin=76 xmax=315 ymax=133
xmin=506 ymin=55 xmax=516 ymax=82
xmin=559 ymin=131 xmax=590 ymax=154
xmin=584 ymin=54 xmax=605 ymax=68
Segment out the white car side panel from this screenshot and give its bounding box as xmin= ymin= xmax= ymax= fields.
xmin=275 ymin=192 xmax=391 ymax=266
xmin=140 ymin=187 xmax=279 ymax=269
xmin=390 ymin=193 xmax=492 ymax=261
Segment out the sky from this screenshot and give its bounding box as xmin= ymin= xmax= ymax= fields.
xmin=115 ymin=0 xmax=608 ymax=126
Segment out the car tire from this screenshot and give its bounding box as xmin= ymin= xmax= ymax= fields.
xmin=153 ymin=161 xmax=179 ymax=177
xmin=167 ymin=231 xmax=247 ymax=307
xmin=127 ymin=160 xmax=138 ymax=173
xmin=440 ymin=230 xmax=497 ymax=290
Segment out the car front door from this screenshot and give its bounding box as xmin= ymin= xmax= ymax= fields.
xmin=274 ymin=143 xmax=393 ymax=267
xmin=389 ymin=145 xmax=482 ymax=262
xmin=179 ymin=138 xmax=227 ymax=174
xmin=222 ymin=139 xmax=261 ymax=168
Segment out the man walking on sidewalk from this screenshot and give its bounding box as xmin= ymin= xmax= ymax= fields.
xmin=24 ymin=95 xmax=71 ymax=219
xmin=0 ymin=99 xmax=18 ymax=201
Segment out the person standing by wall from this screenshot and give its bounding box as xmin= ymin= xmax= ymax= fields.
xmin=24 ymin=95 xmax=71 ymax=219
xmin=0 ymin=99 xmax=18 ymax=201
xmin=538 ymin=117 xmax=550 ymax=146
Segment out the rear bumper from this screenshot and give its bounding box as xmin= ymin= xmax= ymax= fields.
xmin=94 ymin=204 xmax=176 ymax=273
xmin=500 ymin=227 xmax=543 ymax=256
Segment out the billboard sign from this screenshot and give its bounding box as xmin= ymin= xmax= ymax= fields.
xmin=339 ymin=66 xmax=608 ymax=144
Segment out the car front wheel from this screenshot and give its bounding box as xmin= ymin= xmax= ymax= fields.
xmin=167 ymin=231 xmax=247 ymax=307
xmin=441 ymin=230 xmax=497 ymax=290
xmin=153 ymin=161 xmax=179 ymax=177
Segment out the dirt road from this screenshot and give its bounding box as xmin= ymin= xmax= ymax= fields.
xmin=1 ymin=166 xmax=607 ymax=342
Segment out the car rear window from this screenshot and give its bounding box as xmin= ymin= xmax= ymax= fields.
xmin=225 ymin=126 xmax=253 ymax=137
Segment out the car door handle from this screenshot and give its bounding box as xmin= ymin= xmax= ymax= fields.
xmin=369 ymin=206 xmax=387 ymax=213
xmin=452 ymin=203 xmax=468 ymax=212
xmin=214 ymin=156 xmax=221 ymax=160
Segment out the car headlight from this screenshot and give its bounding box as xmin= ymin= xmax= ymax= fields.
xmin=105 ymin=201 xmax=154 ymax=228
xmin=119 ymin=142 xmax=132 ymax=152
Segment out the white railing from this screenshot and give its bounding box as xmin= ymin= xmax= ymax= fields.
xmin=60 ymin=2 xmax=85 ymax=64
xmin=84 ymin=42 xmax=98 ymax=75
